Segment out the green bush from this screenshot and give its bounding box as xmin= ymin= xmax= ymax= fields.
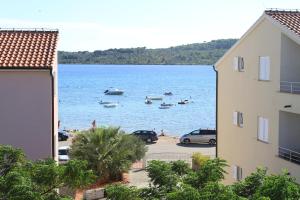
xmin=69 ymin=127 xmax=147 ymax=180
xmin=170 ymin=160 xmax=191 ymax=176
xmin=146 ymin=160 xmax=178 ymax=191
xmin=184 ymin=158 xmax=228 ymax=189
xmin=166 ymin=184 xmax=200 ymax=200
xmin=191 ymin=152 xmax=210 ymax=170
xmin=0 ymin=145 xmax=94 ymax=200
xmin=106 ymin=184 xmax=141 ymax=200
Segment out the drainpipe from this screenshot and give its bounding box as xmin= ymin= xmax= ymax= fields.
xmin=50 ymin=69 xmax=55 ymax=159
xmin=212 ymin=65 xmax=218 ymax=158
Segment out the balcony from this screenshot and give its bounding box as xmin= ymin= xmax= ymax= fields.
xmin=278 ymin=147 xmax=300 ymax=165
xmin=279 ymin=111 xmax=300 ymax=165
xmin=280 ymin=34 xmax=300 ymax=95
xmin=280 ymin=81 xmax=300 ymax=94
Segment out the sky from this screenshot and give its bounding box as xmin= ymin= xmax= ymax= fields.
xmin=1 ymin=0 xmax=299 ymax=51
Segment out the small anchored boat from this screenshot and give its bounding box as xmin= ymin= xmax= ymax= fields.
xmin=99 ymin=100 xmax=114 ymax=105
xmin=161 ymin=102 xmax=173 ymax=107
xmin=159 ymin=106 xmax=171 ymax=109
xmin=104 ymin=88 xmax=124 ymax=95
xmin=146 ymin=96 xmax=163 ymax=100
xmin=103 ymin=103 xmax=118 ymax=108
xmin=164 ymin=92 xmax=173 ymax=96
xmin=178 ymin=99 xmax=189 ymax=105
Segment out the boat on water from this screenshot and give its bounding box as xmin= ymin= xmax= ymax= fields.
xmin=178 ymin=99 xmax=189 ymax=105
xmin=146 ymin=96 xmax=163 ymax=100
xmin=103 ymin=103 xmax=118 ymax=108
xmin=104 ymin=88 xmax=124 ymax=95
xmin=161 ymin=102 xmax=173 ymax=107
xmin=99 ymin=100 xmax=114 ymax=104
xmin=164 ymin=92 xmax=173 ymax=96
xmin=145 ymin=99 xmax=152 ymax=104
xmin=159 ymin=106 xmax=171 ymax=109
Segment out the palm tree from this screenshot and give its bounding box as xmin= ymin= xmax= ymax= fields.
xmin=69 ymin=127 xmax=147 ymax=181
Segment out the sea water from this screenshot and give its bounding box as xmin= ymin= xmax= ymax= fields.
xmin=58 ymin=64 xmax=215 ymax=136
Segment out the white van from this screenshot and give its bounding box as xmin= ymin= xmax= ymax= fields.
xmin=180 ymin=129 xmax=216 ymax=145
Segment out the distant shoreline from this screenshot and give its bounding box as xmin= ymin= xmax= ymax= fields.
xmin=58 ymin=39 xmax=237 ymax=65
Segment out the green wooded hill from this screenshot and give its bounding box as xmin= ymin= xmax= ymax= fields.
xmin=58 ymin=39 xmax=237 ymax=65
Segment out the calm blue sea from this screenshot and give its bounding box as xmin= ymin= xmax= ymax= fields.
xmin=58 ymin=65 xmax=216 ymax=136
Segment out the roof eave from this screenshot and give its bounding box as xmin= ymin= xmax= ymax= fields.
xmin=215 ymin=12 xmax=300 ymax=70
xmin=264 ymin=14 xmax=300 ymax=46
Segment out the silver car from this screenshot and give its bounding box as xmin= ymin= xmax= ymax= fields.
xmin=180 ymin=129 xmax=216 ymax=145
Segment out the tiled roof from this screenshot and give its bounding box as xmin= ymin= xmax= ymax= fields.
xmin=265 ymin=9 xmax=300 ymax=37
xmin=0 ymin=29 xmax=58 ymax=69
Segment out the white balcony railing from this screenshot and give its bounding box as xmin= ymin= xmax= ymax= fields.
xmin=280 ymin=81 xmax=300 ymax=94
xmin=278 ymin=147 xmax=300 ymax=165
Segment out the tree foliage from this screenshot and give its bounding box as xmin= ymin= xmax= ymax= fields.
xmin=58 ymin=39 xmax=237 ymax=65
xmin=0 ymin=145 xmax=95 ymax=200
xmin=106 ymin=159 xmax=300 ymax=200
xmin=69 ymin=127 xmax=147 ymax=180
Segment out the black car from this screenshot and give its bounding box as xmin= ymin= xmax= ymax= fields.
xmin=132 ymin=130 xmax=158 ymax=143
xmin=58 ymin=131 xmax=69 ymax=141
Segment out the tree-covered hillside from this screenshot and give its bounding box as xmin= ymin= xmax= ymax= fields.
xmin=58 ymin=39 xmax=237 ymax=65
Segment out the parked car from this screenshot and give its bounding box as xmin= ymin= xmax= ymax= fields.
xmin=58 ymin=131 xmax=69 ymax=141
xmin=58 ymin=146 xmax=70 ymax=162
xmin=180 ymin=129 xmax=216 ymax=145
xmin=132 ymin=130 xmax=158 ymax=143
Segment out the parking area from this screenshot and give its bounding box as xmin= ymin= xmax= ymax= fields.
xmin=58 ymin=135 xmax=216 ymax=187
xmin=129 ymin=136 xmax=216 ymax=187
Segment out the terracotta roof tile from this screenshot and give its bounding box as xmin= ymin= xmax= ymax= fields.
xmin=0 ymin=29 xmax=58 ymax=69
xmin=265 ymin=9 xmax=300 ymax=37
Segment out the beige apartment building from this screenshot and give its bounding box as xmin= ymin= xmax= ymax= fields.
xmin=215 ymin=10 xmax=300 ymax=184
xmin=0 ymin=29 xmax=58 ymax=160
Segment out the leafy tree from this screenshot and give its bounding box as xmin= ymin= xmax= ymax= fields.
xmin=69 ymin=127 xmax=147 ymax=180
xmin=232 ymin=167 xmax=267 ymax=198
xmin=146 ymin=160 xmax=178 ymax=191
xmin=166 ymin=184 xmax=201 ymax=200
xmin=105 ymin=158 xmax=300 ymax=200
xmin=199 ymin=182 xmax=242 ymax=200
xmin=253 ymin=170 xmax=300 ymax=200
xmin=184 ymin=158 xmax=227 ymax=189
xmin=0 ymin=145 xmax=95 ymax=200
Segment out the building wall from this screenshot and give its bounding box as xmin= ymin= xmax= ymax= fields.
xmin=216 ymin=18 xmax=300 ymax=184
xmin=0 ymin=70 xmax=53 ymax=160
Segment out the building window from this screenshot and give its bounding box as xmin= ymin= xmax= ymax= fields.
xmin=233 ymin=111 xmax=244 ymax=127
xmin=233 ymin=165 xmax=243 ymax=181
xmin=233 ymin=56 xmax=244 ymax=72
xmin=258 ymin=117 xmax=269 ymax=143
xmin=259 ymin=56 xmax=270 ymax=81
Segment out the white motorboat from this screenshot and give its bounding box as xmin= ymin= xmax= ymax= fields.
xmin=104 ymin=88 xmax=124 ymax=95
xmin=178 ymin=99 xmax=189 ymax=105
xmin=145 ymin=99 xmax=152 ymax=104
xmin=104 ymin=103 xmax=118 ymax=108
